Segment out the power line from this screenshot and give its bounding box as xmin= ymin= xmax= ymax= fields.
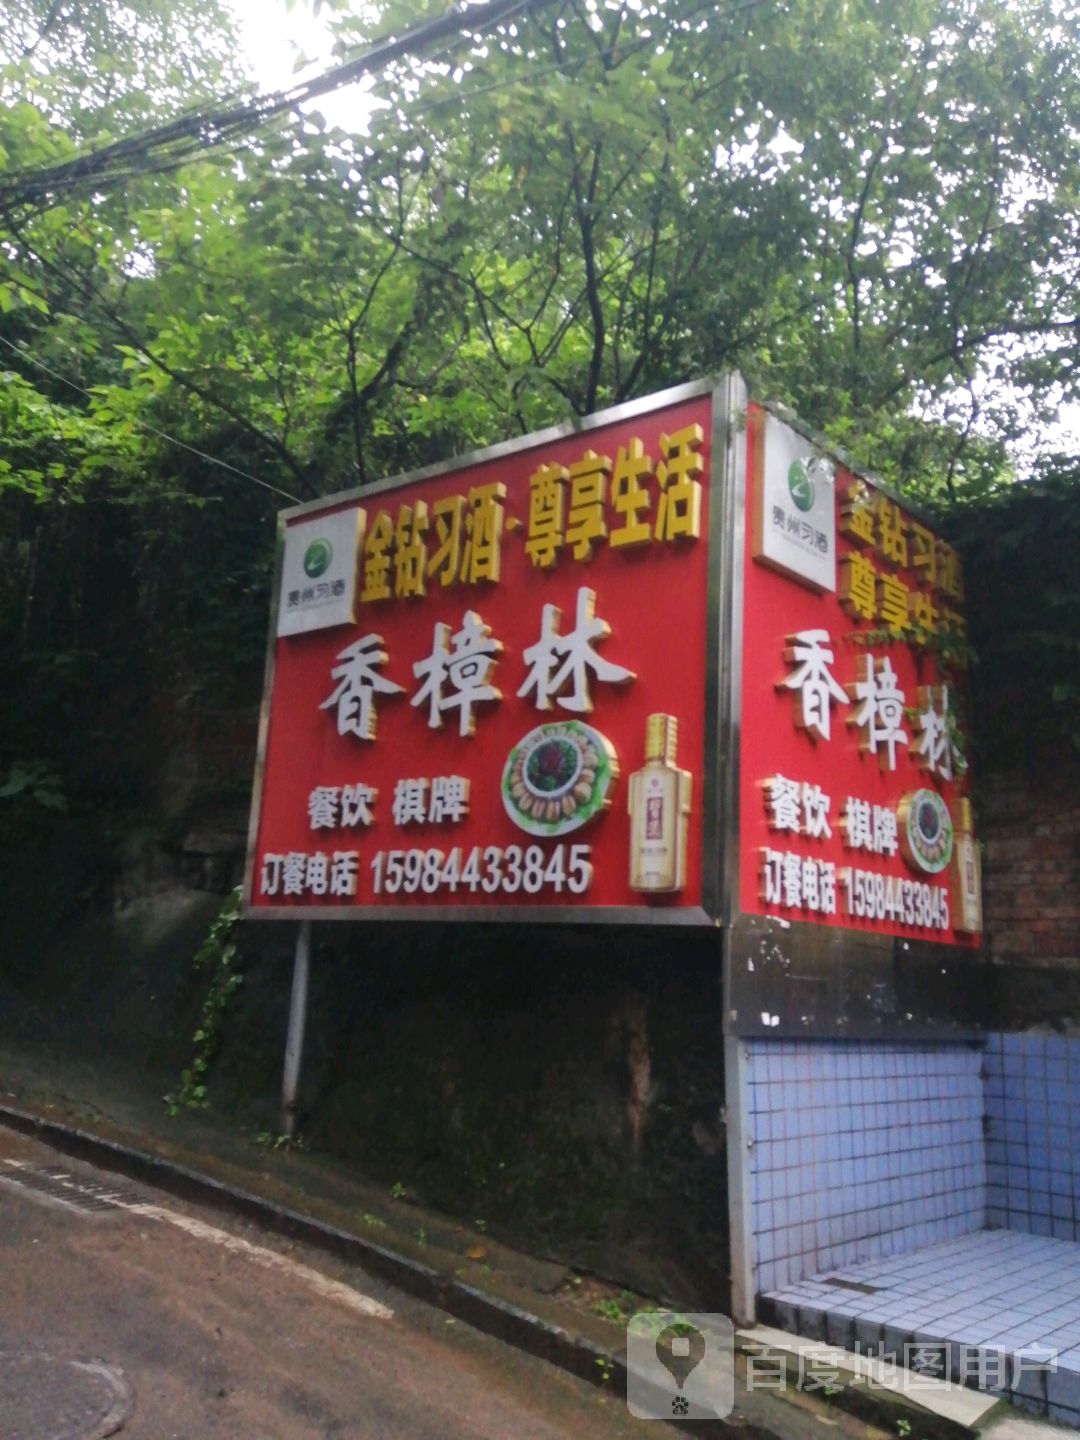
xmin=1 ymin=0 xmax=774 ymax=214
xmin=0 ymin=0 xmax=548 ymax=215
xmin=0 ymin=0 xmax=779 ymax=505
xmin=0 ymin=333 xmax=302 ymax=503
xmin=359 ymin=0 xmax=773 ymax=120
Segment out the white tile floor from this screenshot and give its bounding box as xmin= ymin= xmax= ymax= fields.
xmin=762 ymin=1231 xmax=1080 ymax=1424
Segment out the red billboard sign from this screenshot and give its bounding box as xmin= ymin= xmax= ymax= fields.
xmin=737 ymin=402 xmax=980 ymax=947
xmin=245 ymin=387 xmax=719 ymax=920
xmin=244 ymin=378 xmax=980 ymax=941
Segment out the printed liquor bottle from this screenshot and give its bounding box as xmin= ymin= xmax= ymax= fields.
xmin=628 ymin=713 xmax=692 ymax=893
xmin=952 ymin=797 xmax=983 ymax=935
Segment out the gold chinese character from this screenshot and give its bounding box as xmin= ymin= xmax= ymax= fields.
xmin=936 ymin=540 xmax=964 ymax=601
xmin=361 ymin=510 xmax=394 ymax=603
xmin=609 ymin=437 xmax=653 ymax=548
xmin=908 ymin=588 xmax=938 ymax=640
xmin=524 ymin=463 xmax=567 ymax=570
xmin=565 ymin=449 xmax=610 ymax=561
xmin=876 ymin=497 xmax=908 ymax=567
xmin=910 ymin=521 xmax=937 ymax=586
xmin=655 ymin=423 xmax=703 ymax=542
xmin=839 ymin=551 xmax=878 ymax=622
xmin=428 ymin=494 xmax=466 ymax=588
xmin=839 ymin=481 xmax=876 ymax=547
xmin=461 ymin=482 xmax=506 ymax=584
xmin=879 ymin=572 xmax=911 ymax=636
xmin=394 ymin=501 xmax=429 ymax=599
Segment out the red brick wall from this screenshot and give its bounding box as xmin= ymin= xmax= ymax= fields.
xmin=982 ymin=762 xmax=1080 ymax=968
xmin=981 ymin=760 xmax=1080 ymax=1018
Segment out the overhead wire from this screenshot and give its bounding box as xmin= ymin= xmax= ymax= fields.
xmin=1 ymin=0 xmax=775 ymax=210
xmin=324 ymin=0 xmax=774 ymax=124
xmin=0 ymin=0 xmax=778 ymax=505
xmin=0 ymin=332 xmax=303 ymax=503
xmin=0 ymin=0 xmax=550 ymax=214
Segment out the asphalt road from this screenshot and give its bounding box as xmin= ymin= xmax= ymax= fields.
xmin=0 ymin=1129 xmax=644 ymax=1439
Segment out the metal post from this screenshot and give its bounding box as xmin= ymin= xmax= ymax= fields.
xmin=724 ymin=1033 xmax=756 ymax=1326
xmin=281 ymin=919 xmax=312 ymax=1138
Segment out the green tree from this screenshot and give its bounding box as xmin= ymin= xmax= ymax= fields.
xmin=3 ymin=0 xmax=1080 ymax=846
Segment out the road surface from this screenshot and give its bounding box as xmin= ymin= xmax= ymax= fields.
xmin=0 ymin=1128 xmax=645 ymax=1439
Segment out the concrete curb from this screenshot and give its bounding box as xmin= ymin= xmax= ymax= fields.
xmin=0 ymin=1101 xmax=980 ymax=1440
xmin=0 ymin=1102 xmax=627 ymax=1396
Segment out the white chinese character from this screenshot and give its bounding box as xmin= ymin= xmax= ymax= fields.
xmin=392 ymin=778 xmax=429 ymax=826
xmin=308 ymin=786 xmax=340 ymax=830
xmin=778 ymin=630 xmax=849 ymax=741
xmin=859 ymin=1340 xmax=903 ymax=1390
xmin=766 ymin=775 xmax=801 ymax=832
xmin=761 ymin=848 xmax=783 ymax=905
xmin=429 ymin=775 xmax=469 ymax=824
xmin=802 ymin=857 xmax=820 ymax=911
xmin=412 ymin=611 xmax=502 ymax=737
xmin=913 ymin=683 xmax=953 ymax=782
xmin=321 ymin=634 xmax=404 ymax=741
xmin=844 ymin=797 xmax=873 ymax=852
xmin=905 ymin=1345 xmax=948 ymax=1382
xmin=260 ymin=854 xmax=283 ymax=895
xmin=782 ymin=851 xmax=802 ymax=908
xmin=800 ymin=1351 xmax=843 ymax=1393
xmin=801 ymin=783 xmax=832 ymax=839
xmin=330 ymin=851 xmax=360 ymax=897
xmin=819 ymin=862 xmax=837 ymax=915
xmin=849 ymin=654 xmax=909 ymax=770
xmin=341 ymin=782 xmax=376 ymax=828
xmin=746 ymin=1349 xmax=788 ymax=1391
xmin=282 ymin=852 xmax=308 ymax=895
xmin=517 ymin=586 xmax=635 ymax=713
xmin=872 ymin=804 xmax=899 ymax=857
xmin=306 ymin=852 xmax=328 ymax=895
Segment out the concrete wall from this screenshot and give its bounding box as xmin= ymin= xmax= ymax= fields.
xmin=0 ymin=823 xmax=732 ymax=1310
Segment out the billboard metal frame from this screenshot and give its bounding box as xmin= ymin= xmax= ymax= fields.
xmin=243 ymin=377 xmax=736 ymax=927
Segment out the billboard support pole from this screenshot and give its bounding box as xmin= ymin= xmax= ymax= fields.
xmin=281 ymin=919 xmax=312 ymax=1138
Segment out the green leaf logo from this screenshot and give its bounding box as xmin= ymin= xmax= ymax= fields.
xmin=787 ymin=459 xmax=815 ymax=512
xmin=303 ymin=538 xmax=333 ymax=578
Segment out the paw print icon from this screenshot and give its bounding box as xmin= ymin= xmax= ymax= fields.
xmin=626 ymin=1310 xmax=734 ymax=1421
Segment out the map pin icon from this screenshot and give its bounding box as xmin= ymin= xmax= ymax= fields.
xmin=656 ymin=1323 xmax=706 ymax=1390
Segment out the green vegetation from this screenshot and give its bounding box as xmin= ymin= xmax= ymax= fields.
xmin=165 ymin=887 xmax=244 ymax=1112
xmin=592 ymin=1290 xmax=639 ymax=1323
xmin=2 ymin=0 xmax=1079 ymax=854
xmin=949 ymin=462 xmax=1080 ymax=761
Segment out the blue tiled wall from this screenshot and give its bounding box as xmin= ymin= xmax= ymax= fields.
xmin=985 ymin=1033 xmax=1080 ymax=1241
xmin=745 ymin=1040 xmax=986 ymax=1294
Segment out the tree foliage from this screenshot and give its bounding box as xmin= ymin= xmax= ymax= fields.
xmin=1 ymin=0 xmax=1078 ymax=820
xmin=950 ymin=458 xmax=1080 ymax=764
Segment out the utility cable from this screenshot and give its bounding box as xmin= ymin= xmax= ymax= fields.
xmin=0 ymin=332 xmax=302 ymax=503
xmin=1 ymin=0 xmax=776 ymax=211
xmin=0 ymin=0 xmax=550 ymax=214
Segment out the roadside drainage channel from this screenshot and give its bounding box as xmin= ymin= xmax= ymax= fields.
xmin=0 ymin=1351 xmax=133 ymax=1440
xmin=0 ymin=1102 xmax=626 ymax=1395
xmin=737 ymin=1325 xmax=1004 ymax=1440
xmin=0 ymin=1160 xmax=143 ymax=1215
xmin=0 ymin=1103 xmax=999 ymax=1440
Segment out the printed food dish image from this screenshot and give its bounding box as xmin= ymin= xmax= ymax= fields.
xmin=898 ymin=789 xmax=954 ymax=874
xmin=501 ymin=721 xmax=618 ymax=837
